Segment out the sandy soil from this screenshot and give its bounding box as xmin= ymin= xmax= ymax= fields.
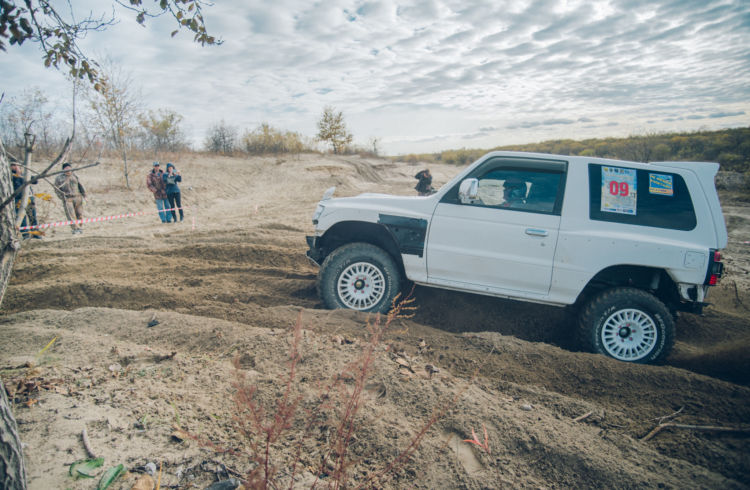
xmin=2 ymin=153 xmax=749 ymax=489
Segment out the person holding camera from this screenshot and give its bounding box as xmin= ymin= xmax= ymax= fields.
xmin=162 ymin=163 xmax=183 ymax=222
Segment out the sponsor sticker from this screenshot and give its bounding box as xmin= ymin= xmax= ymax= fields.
xmin=601 ymin=166 xmax=637 ymax=215
xmin=649 ymin=173 xmax=674 ymax=196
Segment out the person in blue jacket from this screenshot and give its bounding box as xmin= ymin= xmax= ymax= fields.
xmin=163 ymin=163 xmax=184 ymax=222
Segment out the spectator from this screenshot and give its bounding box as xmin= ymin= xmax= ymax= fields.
xmin=146 ymin=162 xmax=170 ymax=223
xmin=414 ymin=168 xmax=433 ymax=196
xmin=54 ymin=162 xmax=87 ymax=234
xmin=163 ymin=163 xmax=183 ymax=222
xmin=11 ymin=159 xmax=42 ymax=239
xmin=10 ymin=160 xmax=30 ymax=239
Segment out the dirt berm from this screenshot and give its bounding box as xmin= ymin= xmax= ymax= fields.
xmin=2 ymin=154 xmax=749 ymax=489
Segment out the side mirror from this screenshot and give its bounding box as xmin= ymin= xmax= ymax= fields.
xmin=458 ymin=178 xmax=479 ymax=204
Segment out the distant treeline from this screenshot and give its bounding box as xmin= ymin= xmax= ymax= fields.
xmin=397 ymin=127 xmax=750 ymax=172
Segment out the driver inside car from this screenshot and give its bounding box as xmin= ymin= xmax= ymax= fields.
xmin=502 ymin=177 xmax=526 ymax=208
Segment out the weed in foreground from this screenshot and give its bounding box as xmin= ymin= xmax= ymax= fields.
xmin=198 ymin=292 xmax=484 ymax=489
xmin=463 ymin=424 xmax=490 ymax=455
xmin=222 ymin=294 xmax=440 ymax=488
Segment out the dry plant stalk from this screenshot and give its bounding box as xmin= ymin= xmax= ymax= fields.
xmin=230 ymin=311 xmax=305 ymax=487
xmin=573 ymin=411 xmax=593 ymax=422
xmin=81 ymin=427 xmax=97 ymax=458
xmin=322 ymin=298 xmax=411 ymax=487
xmin=223 ymin=292 xmax=455 ymax=490
xmin=203 ymin=290 xmax=488 ymax=489
xmin=641 ymin=422 xmax=750 ymax=442
xmin=463 ymin=424 xmax=491 ymax=455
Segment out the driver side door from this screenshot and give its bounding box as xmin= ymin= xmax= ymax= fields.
xmin=425 ymin=156 xmax=566 ymax=298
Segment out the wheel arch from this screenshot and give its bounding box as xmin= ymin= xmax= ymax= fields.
xmin=575 ymin=265 xmax=680 ymax=311
xmin=317 ymin=221 xmax=405 ymax=274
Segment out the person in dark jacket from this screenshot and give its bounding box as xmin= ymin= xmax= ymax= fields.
xmin=414 ymin=168 xmax=433 ymax=196
xmin=162 ymin=163 xmax=183 ymax=222
xmin=11 ymin=160 xmax=42 ymax=239
xmin=146 ymin=162 xmax=170 ymax=223
xmin=10 ymin=160 xmax=30 ymax=239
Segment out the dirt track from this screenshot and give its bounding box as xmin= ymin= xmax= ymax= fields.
xmin=2 ymin=154 xmax=749 ymax=489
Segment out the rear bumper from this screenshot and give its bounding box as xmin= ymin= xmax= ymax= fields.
xmin=675 ymin=300 xmax=706 ymax=315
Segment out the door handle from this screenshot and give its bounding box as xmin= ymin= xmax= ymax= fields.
xmin=525 ymin=228 xmax=548 ymax=237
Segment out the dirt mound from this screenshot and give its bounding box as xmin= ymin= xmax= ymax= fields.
xmin=2 ymin=154 xmax=749 ymax=489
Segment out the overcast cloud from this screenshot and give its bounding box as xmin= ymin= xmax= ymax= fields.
xmin=2 ymin=0 xmax=749 ymax=155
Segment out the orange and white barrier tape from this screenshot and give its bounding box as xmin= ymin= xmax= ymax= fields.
xmin=19 ymin=206 xmax=190 ymax=231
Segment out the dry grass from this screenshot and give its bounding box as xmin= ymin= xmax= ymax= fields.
xmin=202 ymin=294 xmax=474 ymax=489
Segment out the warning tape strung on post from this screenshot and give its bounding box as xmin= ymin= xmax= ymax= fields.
xmin=19 ymin=206 xmax=190 ymax=231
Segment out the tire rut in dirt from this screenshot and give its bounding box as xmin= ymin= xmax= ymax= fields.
xmin=407 ymin=286 xmax=578 ymax=350
xmin=395 ymin=328 xmax=750 ymax=483
xmin=2 ymin=282 xmax=186 ymax=313
xmin=148 ymin=243 xmax=314 ymax=270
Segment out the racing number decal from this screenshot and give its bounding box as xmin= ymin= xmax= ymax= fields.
xmin=601 ymin=166 xmax=637 ymax=215
xmin=609 ymin=180 xmax=629 ymax=197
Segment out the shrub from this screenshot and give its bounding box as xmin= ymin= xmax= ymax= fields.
xmin=439 ymin=149 xmax=483 ymax=166
xmin=204 ymin=120 xmax=237 ymax=155
xmin=241 ymin=123 xmax=311 ymax=155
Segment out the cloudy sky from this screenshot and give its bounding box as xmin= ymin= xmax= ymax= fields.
xmin=2 ymin=0 xmax=749 ymax=155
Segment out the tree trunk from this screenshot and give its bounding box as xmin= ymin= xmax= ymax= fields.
xmin=0 ymin=380 xmax=27 ymax=490
xmin=0 ymin=146 xmax=21 ymax=307
xmin=0 ymin=140 xmax=26 ymax=488
xmin=121 ymin=147 xmax=130 ymax=189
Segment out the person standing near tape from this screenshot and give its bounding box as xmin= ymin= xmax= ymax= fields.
xmin=10 ymin=159 xmax=30 ymax=239
xmin=54 ymin=162 xmax=87 ymax=234
xmin=146 ymin=162 xmax=170 ymax=223
xmin=163 ymin=163 xmax=183 ymax=222
xmin=11 ymin=160 xmax=42 ymax=239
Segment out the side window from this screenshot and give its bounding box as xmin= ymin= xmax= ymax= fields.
xmin=588 ymin=164 xmax=697 ymax=230
xmin=441 ymin=157 xmax=567 ymax=215
xmin=469 ymin=168 xmax=563 ymax=213
xmin=524 ymin=173 xmax=562 ymax=213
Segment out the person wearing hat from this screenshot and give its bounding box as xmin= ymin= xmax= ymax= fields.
xmin=54 ymin=162 xmax=87 ymax=234
xmin=146 ymin=162 xmax=170 ymax=223
xmin=162 ymin=163 xmax=183 ymax=222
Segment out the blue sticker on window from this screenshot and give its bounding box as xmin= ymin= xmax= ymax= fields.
xmin=649 ymin=173 xmax=673 ymax=196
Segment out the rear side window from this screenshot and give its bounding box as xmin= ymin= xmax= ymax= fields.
xmin=588 ymin=164 xmax=696 ymax=230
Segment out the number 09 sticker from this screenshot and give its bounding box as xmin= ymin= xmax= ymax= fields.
xmin=601 ymin=166 xmax=637 ymax=215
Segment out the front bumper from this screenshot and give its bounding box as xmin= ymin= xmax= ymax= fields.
xmin=306 ymin=235 xmax=323 ymax=266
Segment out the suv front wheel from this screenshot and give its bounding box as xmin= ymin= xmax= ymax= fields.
xmin=318 ymin=242 xmax=402 ymax=314
xmin=577 ymin=287 xmax=675 ymax=364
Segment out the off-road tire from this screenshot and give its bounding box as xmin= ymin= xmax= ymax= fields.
xmin=577 ymin=287 xmax=674 ymax=364
xmin=318 ymin=242 xmax=401 ymax=314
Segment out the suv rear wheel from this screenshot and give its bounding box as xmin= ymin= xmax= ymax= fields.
xmin=318 ymin=242 xmax=401 ymax=314
xmin=577 ymin=287 xmax=674 ymax=364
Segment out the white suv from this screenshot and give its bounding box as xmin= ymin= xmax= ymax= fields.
xmin=306 ymin=151 xmax=727 ymax=363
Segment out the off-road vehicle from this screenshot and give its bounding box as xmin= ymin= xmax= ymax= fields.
xmin=306 ymin=151 xmax=727 ymax=363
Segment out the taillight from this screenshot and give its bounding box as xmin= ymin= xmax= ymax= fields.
xmin=706 ymin=249 xmax=724 ymax=286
